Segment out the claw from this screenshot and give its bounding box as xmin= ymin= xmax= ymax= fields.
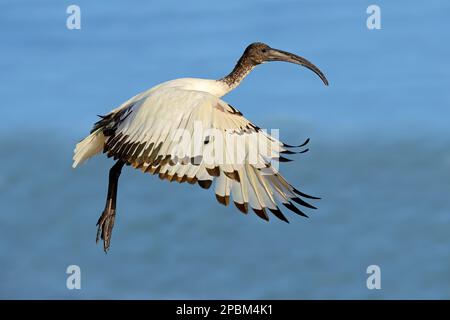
xmin=96 ymin=209 xmax=116 ymax=253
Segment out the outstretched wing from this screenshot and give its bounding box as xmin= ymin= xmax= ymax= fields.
xmin=95 ymin=88 xmax=319 ymax=222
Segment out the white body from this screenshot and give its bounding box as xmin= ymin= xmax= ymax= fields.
xmin=73 ymin=77 xmax=312 ymax=220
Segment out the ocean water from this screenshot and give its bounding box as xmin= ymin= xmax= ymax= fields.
xmin=0 ymin=0 xmax=449 ymax=299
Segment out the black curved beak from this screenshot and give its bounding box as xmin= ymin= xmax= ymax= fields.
xmin=266 ymin=48 xmax=329 ymax=86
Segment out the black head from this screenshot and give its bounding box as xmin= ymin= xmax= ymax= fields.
xmin=242 ymin=42 xmax=329 ymax=86
xmin=243 ymin=42 xmax=272 ymax=65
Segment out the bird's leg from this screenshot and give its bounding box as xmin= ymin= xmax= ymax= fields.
xmin=96 ymin=160 xmax=125 ymax=252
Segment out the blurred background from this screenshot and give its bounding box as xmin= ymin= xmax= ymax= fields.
xmin=1 ymin=0 xmax=449 ymax=299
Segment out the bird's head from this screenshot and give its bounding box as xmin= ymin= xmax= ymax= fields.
xmin=243 ymin=42 xmax=329 ymax=86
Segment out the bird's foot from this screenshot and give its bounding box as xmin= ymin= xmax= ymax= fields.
xmin=96 ymin=208 xmax=116 ymax=253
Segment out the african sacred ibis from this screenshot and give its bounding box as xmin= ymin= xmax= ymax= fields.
xmin=73 ymin=42 xmax=328 ymax=252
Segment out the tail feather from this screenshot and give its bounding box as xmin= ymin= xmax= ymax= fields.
xmin=72 ymin=130 xmax=105 ymax=168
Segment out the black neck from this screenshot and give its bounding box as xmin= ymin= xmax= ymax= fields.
xmin=220 ymin=53 xmax=256 ymax=89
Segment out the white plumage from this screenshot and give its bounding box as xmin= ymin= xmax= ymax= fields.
xmin=74 ymin=78 xmax=315 ymax=219
xmin=73 ymin=42 xmax=328 ymax=251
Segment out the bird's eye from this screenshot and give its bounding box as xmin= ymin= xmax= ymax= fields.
xmin=261 ymin=49 xmax=267 ymax=53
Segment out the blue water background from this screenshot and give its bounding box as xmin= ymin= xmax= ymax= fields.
xmin=0 ymin=0 xmax=449 ymax=299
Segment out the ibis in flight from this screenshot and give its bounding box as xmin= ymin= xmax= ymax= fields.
xmin=73 ymin=42 xmax=328 ymax=252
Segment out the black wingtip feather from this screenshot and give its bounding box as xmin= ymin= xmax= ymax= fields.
xmin=292 ymin=187 xmax=321 ymax=200
xmin=280 ymin=148 xmax=309 ymax=155
xmin=269 ymin=208 xmax=290 ymax=223
xmin=252 ymin=208 xmax=269 ymax=221
xmin=299 ymin=138 xmax=310 ymax=147
xmin=280 ymin=150 xmax=297 ymax=155
xmin=283 ymin=202 xmax=309 ymax=218
xmin=198 ymin=180 xmax=212 ymax=189
xmin=291 ymin=197 xmax=317 ymax=210
xmin=278 ymin=156 xmax=293 ymax=162
xmin=234 ymin=202 xmax=248 ymax=214
xmin=283 ymin=138 xmax=310 ymax=148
